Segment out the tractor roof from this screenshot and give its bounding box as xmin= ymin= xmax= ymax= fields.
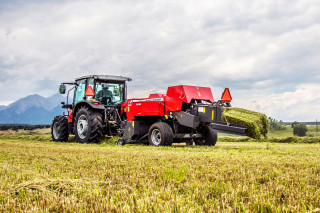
xmin=75 ymin=75 xmax=132 ymax=82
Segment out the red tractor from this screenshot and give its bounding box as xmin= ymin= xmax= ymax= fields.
xmin=52 ymin=75 xmax=246 ymax=146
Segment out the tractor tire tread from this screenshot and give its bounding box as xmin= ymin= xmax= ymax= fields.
xmin=162 ymin=122 xmax=173 ymax=146
xmin=89 ymin=112 xmax=104 ymax=142
xmin=51 ymin=115 xmax=69 ymax=142
xmin=75 ymin=106 xmax=103 ymax=143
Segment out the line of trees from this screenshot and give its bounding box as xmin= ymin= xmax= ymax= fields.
xmin=268 ymin=117 xmax=286 ymax=130
xmin=0 ymin=125 xmax=50 ymax=131
xmin=269 ymin=117 xmax=309 ymax=137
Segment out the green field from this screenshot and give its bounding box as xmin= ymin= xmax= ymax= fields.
xmin=269 ymin=125 xmax=320 ymax=138
xmin=1 ymin=134 xmax=320 ymax=212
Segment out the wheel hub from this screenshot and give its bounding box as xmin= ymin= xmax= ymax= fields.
xmin=52 ymin=122 xmax=60 ymax=139
xmin=151 ymin=129 xmax=161 ymax=145
xmin=77 ymin=115 xmax=89 ymax=139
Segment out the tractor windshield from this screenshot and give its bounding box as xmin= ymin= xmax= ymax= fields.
xmin=95 ymin=82 xmax=124 ymax=106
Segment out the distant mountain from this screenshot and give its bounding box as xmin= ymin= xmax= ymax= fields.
xmin=0 ymin=105 xmax=7 ymax=111
xmin=47 ymin=93 xmax=65 ymax=105
xmin=0 ymin=94 xmax=67 ymax=125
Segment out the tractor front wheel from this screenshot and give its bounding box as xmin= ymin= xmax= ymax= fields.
xmin=51 ymin=116 xmax=69 ymax=142
xmin=195 ymin=126 xmax=217 ymax=146
xmin=148 ymin=122 xmax=173 ymax=146
xmin=74 ymin=107 xmax=103 ymax=143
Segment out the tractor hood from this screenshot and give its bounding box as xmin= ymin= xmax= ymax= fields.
xmin=166 ymin=85 xmax=214 ymax=103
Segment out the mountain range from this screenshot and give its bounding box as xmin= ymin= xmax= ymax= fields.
xmin=0 ymin=94 xmax=68 ymax=125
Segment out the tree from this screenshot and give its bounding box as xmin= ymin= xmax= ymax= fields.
xmin=269 ymin=117 xmax=286 ymax=130
xmin=291 ymin=121 xmax=299 ymax=128
xmin=293 ymin=123 xmax=308 ymax=137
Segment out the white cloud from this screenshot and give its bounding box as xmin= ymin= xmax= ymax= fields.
xmin=0 ymin=0 xmax=319 ymax=121
xmin=232 ymin=83 xmax=320 ymax=121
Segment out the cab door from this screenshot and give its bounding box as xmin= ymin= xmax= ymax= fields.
xmin=74 ymin=79 xmax=86 ymax=104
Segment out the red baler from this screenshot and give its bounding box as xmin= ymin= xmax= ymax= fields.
xmin=119 ymin=85 xmax=246 ymax=146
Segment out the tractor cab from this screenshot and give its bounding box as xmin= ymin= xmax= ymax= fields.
xmin=53 ymin=75 xmax=132 ymax=143
xmin=73 ymin=75 xmax=131 ymax=107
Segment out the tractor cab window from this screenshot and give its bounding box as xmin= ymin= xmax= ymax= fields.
xmin=95 ymin=82 xmax=124 ymax=106
xmin=74 ymin=79 xmax=86 ymax=104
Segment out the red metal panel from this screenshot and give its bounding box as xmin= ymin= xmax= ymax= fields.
xmin=166 ymin=85 xmax=214 ymax=103
xmin=68 ymin=110 xmax=73 ymax=122
xmin=164 ymin=96 xmax=182 ymax=113
xmin=126 ymin=98 xmax=165 ymax=121
xmin=125 ymin=85 xmax=214 ymax=121
xmin=148 ymin=93 xmax=163 ymax=99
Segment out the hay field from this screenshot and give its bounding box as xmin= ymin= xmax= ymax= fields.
xmin=0 ymin=136 xmax=320 ymax=212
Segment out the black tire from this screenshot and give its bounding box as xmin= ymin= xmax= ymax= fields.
xmin=148 ymin=122 xmax=173 ymax=146
xmin=194 ymin=126 xmax=217 ymax=146
xmin=117 ymin=139 xmax=125 ymax=146
xmin=74 ymin=107 xmax=103 ymax=143
xmin=51 ymin=116 xmax=69 ymax=142
xmin=186 ymin=139 xmax=194 ymax=146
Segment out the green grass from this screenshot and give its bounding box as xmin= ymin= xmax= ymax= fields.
xmin=1 ymin=137 xmax=320 ymax=212
xmin=268 ymin=125 xmax=320 ymax=138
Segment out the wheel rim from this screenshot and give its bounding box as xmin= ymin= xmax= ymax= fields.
xmin=77 ymin=114 xmax=89 ymax=139
xmin=151 ymin=129 xmax=161 ymax=145
xmin=52 ymin=122 xmax=60 ymax=139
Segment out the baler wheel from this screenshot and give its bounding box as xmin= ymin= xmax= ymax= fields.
xmin=117 ymin=139 xmax=125 ymax=146
xmin=51 ymin=116 xmax=69 ymax=142
xmin=74 ymin=107 xmax=103 ymax=143
xmin=148 ymin=122 xmax=173 ymax=146
xmin=195 ymin=127 xmax=217 ymax=146
xmin=186 ymin=139 xmax=194 ymax=146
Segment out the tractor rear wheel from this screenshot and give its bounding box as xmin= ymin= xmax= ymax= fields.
xmin=74 ymin=107 xmax=103 ymax=143
xmin=51 ymin=116 xmax=69 ymax=142
xmin=195 ymin=126 xmax=217 ymax=146
xmin=148 ymin=122 xmax=173 ymax=146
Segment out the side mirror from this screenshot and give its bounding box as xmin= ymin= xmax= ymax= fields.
xmin=59 ymin=84 xmax=66 ymax=94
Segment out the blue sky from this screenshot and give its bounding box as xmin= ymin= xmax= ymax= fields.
xmin=0 ymin=0 xmax=320 ymax=121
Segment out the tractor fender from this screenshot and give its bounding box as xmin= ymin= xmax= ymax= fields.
xmin=73 ymin=101 xmax=105 ymax=118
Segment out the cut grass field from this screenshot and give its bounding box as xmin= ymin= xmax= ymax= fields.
xmin=1 ymin=136 xmax=320 ymax=212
